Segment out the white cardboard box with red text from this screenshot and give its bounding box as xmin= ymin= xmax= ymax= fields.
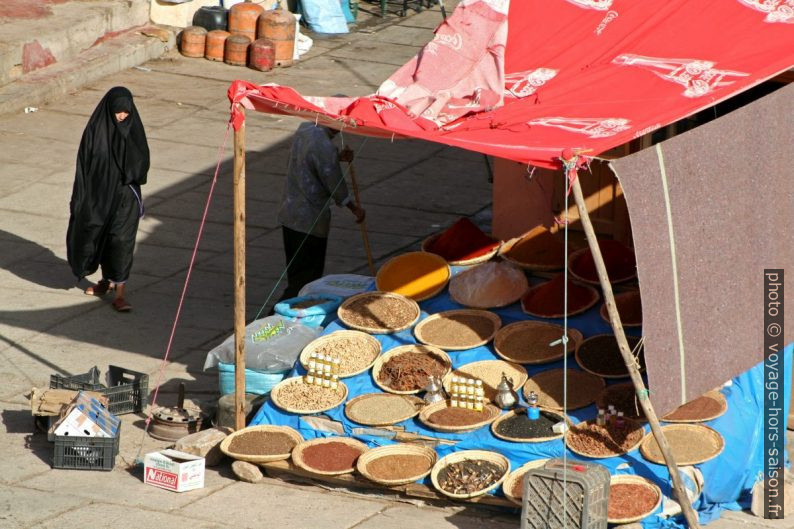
xmin=144 ymin=449 xmax=205 ymax=492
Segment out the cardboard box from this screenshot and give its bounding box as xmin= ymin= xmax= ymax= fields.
xmin=52 ymin=391 xmax=120 ymax=438
xmin=144 ymin=449 xmax=205 ymax=492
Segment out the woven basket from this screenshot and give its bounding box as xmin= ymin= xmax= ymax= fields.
xmin=371 ymin=344 xmax=452 ymax=395
xmin=490 ymin=408 xmax=571 ymax=443
xmin=337 ymin=291 xmax=421 ymax=334
xmin=299 ymin=330 xmax=382 ymax=379
xmin=498 ymin=226 xmax=565 ymax=272
xmin=599 ymin=290 xmax=642 ymax=328
xmin=595 ymin=382 xmax=647 ymax=423
xmin=421 ymin=232 xmax=501 ymax=267
xmin=269 ymin=376 xmax=348 ymax=415
xmin=608 ymin=474 xmax=663 ymax=524
xmin=661 ymin=390 xmax=727 ymax=423
xmin=520 ymin=281 xmax=600 ymax=319
xmin=493 ymin=321 xmax=583 ymax=365
xmin=219 ymin=424 xmax=304 ymax=464
xmin=356 ymin=444 xmax=438 ymax=486
xmin=568 ymin=245 xmax=637 ymax=286
xmin=502 ymin=459 xmax=550 ymax=505
xmin=418 ymin=400 xmax=501 ymax=433
xmin=344 ymin=393 xmax=424 ymax=426
xmin=376 ymin=251 xmax=450 ymax=302
xmin=431 ymin=449 xmax=510 ymax=499
xmin=575 ymin=334 xmax=645 ymax=379
xmin=564 ymin=418 xmax=644 ymax=459
xmin=413 ymin=309 xmax=502 ymax=351
xmin=639 ymin=424 xmax=724 ymax=465
xmin=523 ymin=368 xmax=605 ymax=411
xmin=442 ymin=360 xmax=528 ymax=402
xmin=291 ymin=436 xmax=369 ymax=476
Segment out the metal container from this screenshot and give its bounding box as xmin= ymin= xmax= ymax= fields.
xmin=224 ymin=34 xmax=252 ymax=66
xmin=192 ymin=5 xmax=229 ymax=32
xmin=205 ymin=29 xmax=231 ymax=61
xmin=249 ymin=38 xmax=276 ymax=72
xmin=494 ymin=372 xmax=518 ymax=409
xmin=180 ymin=26 xmax=207 ymax=58
xmin=228 ymin=2 xmax=264 ymax=43
xmin=422 ymin=375 xmax=446 ymax=405
xmin=257 ymin=8 xmax=295 ymax=67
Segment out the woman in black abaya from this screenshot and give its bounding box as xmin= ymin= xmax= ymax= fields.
xmin=67 ymin=86 xmax=149 ymax=312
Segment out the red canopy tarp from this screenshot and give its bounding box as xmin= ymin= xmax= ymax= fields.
xmin=228 ymin=0 xmax=794 ymax=169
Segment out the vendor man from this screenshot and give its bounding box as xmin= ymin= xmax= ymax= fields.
xmin=276 ymin=122 xmax=366 ymax=302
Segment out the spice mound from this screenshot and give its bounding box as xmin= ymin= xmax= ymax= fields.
xmin=495 ymin=410 xmax=564 ymax=440
xmin=378 ymin=348 xmax=448 ymax=392
xmin=376 ymin=252 xmax=450 ymax=301
xmin=570 ymin=239 xmax=636 ymax=283
xmin=291 ymin=298 xmax=331 ymax=310
xmin=437 ymin=459 xmax=505 ymax=495
xmin=338 ymin=292 xmax=419 ymax=333
xmin=426 ymin=218 xmax=500 ymax=263
xmin=662 ymin=393 xmax=724 ymax=422
xmin=503 ymin=226 xmax=566 ymax=269
xmin=427 ymin=405 xmax=497 ymax=428
xmin=597 ymin=383 xmax=646 ymax=422
xmin=495 ymin=321 xmax=578 ymax=364
xmin=366 ymin=454 xmax=432 ymax=482
xmin=416 ymin=311 xmax=499 ymax=350
xmin=609 ymin=482 xmax=660 ymax=521
xmin=449 ymin=261 xmax=528 ymax=309
xmin=521 ymin=274 xmax=598 ymax=317
xmin=345 ymin=393 xmax=421 ymax=425
xmin=576 ymin=334 xmax=644 ymax=378
xmin=311 ymin=333 xmax=380 ymax=376
xmin=566 ymin=419 xmax=644 ymax=457
xmin=228 ymin=431 xmax=297 ymax=456
xmin=300 ymin=441 xmax=363 ymax=473
xmin=274 ymin=379 xmax=345 ymax=412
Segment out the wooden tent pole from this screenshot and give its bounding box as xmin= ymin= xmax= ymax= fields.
xmin=233 ymin=106 xmax=247 ymax=431
xmin=570 ymin=176 xmax=700 ymax=529
xmin=347 ymin=162 xmax=376 ymax=276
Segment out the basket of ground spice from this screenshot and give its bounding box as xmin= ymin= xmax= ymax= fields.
xmin=422 ymin=218 xmax=501 ymax=266
xmin=219 ymin=425 xmax=303 ymax=463
xmin=523 ymin=368 xmax=606 ymax=410
xmin=448 ymin=261 xmax=529 ymax=309
xmin=661 ymin=390 xmax=727 ymax=423
xmin=600 ymin=289 xmax=642 ymax=327
xmin=565 ymin=418 xmax=645 ymax=459
xmin=443 ymin=360 xmax=527 ymax=401
xmin=299 ymin=330 xmax=382 ymax=378
xmin=491 ymin=408 xmax=570 ymax=443
xmin=344 ymin=393 xmax=424 ymax=426
xmin=270 ymin=376 xmax=348 ymax=415
xmin=372 ymin=344 xmax=452 ymax=394
xmin=337 ymin=291 xmax=421 ymax=334
xmin=500 ymin=225 xmax=566 ymax=271
xmin=608 ymin=475 xmax=663 ymax=524
xmin=575 ymin=334 xmax=645 ymax=379
xmin=431 ymin=450 xmax=510 ymax=499
xmin=376 ymin=251 xmax=451 ymax=302
xmin=418 ymin=400 xmax=502 ymax=433
xmin=568 ymin=239 xmax=637 ymax=285
xmin=520 ymin=274 xmax=600 ymax=319
xmin=291 ymin=437 xmax=368 ymax=476
xmin=640 ymin=424 xmax=724 ymax=465
xmin=357 ymin=444 xmax=438 ymax=486
xmin=502 ymin=459 xmax=549 ymax=505
xmin=596 ymin=382 xmax=647 ymax=422
xmin=414 ymin=309 xmax=502 ymax=351
xmin=493 ymin=321 xmax=583 ymax=365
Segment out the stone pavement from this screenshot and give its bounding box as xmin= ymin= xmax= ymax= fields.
xmin=0 ymin=3 xmax=791 ymax=529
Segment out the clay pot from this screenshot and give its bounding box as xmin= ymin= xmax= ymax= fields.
xmin=224 ymin=34 xmax=252 ymax=66
xmin=205 ymin=30 xmax=231 ymax=61
xmin=228 ymin=2 xmax=264 ymax=43
xmin=249 ymin=38 xmax=275 ymax=71
xmin=257 ymin=8 xmax=295 ymax=67
xmin=180 ymin=26 xmax=207 ymax=58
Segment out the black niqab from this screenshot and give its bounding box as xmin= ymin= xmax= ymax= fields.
xmin=66 ymin=86 xmax=149 ymax=279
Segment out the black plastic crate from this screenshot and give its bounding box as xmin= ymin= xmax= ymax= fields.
xmin=52 ymin=424 xmax=121 ymax=471
xmin=49 ymin=365 xmax=149 ymax=415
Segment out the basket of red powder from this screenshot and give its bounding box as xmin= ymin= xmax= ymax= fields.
xmin=500 ymin=225 xmax=566 ymax=271
xmin=422 ymin=218 xmax=501 ymax=266
xmin=291 ymin=437 xmax=368 ymax=476
xmin=599 ymin=289 xmax=642 ymax=327
xmin=608 ymin=474 xmax=662 ymax=524
xmin=521 ymin=273 xmax=600 ymax=319
xmin=568 ymin=239 xmax=637 ymax=285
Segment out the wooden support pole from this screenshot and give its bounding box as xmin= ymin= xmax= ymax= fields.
xmin=347 ymin=163 xmax=376 ymax=276
xmin=233 ymin=106 xmax=247 ymax=431
xmin=570 ymin=176 xmax=700 ymax=529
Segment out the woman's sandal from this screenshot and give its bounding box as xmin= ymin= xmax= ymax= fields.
xmin=112 ymin=297 xmax=132 ymax=312
xmin=85 ymin=280 xmax=113 ymax=296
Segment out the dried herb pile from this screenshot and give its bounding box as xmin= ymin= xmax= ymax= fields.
xmin=437 ymin=459 xmax=504 ymax=495
xmin=378 ymin=350 xmax=447 ymax=392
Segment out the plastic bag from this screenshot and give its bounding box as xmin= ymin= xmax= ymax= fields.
xmin=274 ymin=294 xmax=343 ymax=328
xmin=298 ymin=273 xmax=374 ymax=298
xmin=203 ymin=315 xmax=321 ymax=372
xmin=299 ymin=0 xmax=349 ymax=34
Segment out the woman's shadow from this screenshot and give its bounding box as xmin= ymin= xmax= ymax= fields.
xmin=0 ymin=229 xmax=75 ymax=290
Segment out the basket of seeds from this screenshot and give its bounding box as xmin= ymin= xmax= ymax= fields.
xmin=372 ymin=344 xmax=451 ymax=395
xmin=502 ymin=459 xmax=549 ymax=505
xmin=357 ymin=444 xmax=438 ymax=486
xmin=523 ymin=368 xmax=606 ymax=411
xmin=418 ymin=400 xmax=502 ymax=433
xmin=490 ymin=408 xmax=571 ymax=443
xmin=493 ymin=320 xmax=583 ymax=365
xmin=413 ymin=309 xmax=502 ymax=351
xmin=270 ymin=376 xmax=348 ymax=415
xmin=575 ymin=334 xmax=645 ymax=379
xmin=219 ymin=424 xmax=303 ymax=464
xmin=431 ymin=450 xmax=510 ymax=499
xmin=608 ymin=474 xmax=663 ymax=524
xmin=299 ymin=331 xmax=382 ymax=379
xmin=565 ymin=418 xmax=645 ymax=459
xmin=337 ymin=291 xmax=421 ymax=334
xmin=344 ymin=393 xmax=425 ymax=426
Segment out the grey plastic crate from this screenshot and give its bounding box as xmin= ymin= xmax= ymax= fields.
xmin=521 ymin=458 xmax=610 ymax=529
xmin=49 ymin=365 xmax=149 ymax=415
xmin=52 ymin=424 xmax=121 ymax=471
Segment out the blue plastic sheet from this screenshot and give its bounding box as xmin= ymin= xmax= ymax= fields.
xmin=299 ymin=0 xmax=349 ymax=34
xmin=250 ymin=286 xmax=792 ymax=526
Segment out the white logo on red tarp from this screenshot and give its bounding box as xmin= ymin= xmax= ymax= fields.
xmin=737 ymin=0 xmax=794 ymax=23
xmin=527 ymin=117 xmax=631 ymax=138
xmin=612 ymin=54 xmax=750 ymax=97
xmin=595 ymin=10 xmax=619 ymax=34
xmin=504 ymin=68 xmax=558 ymax=99
xmin=146 ymin=468 xmax=178 ymax=490
xmin=566 ymin=0 xmax=614 ymax=10
xmin=428 ymin=32 xmax=463 ymax=54
xmin=462 ymin=0 xmax=510 ymax=14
